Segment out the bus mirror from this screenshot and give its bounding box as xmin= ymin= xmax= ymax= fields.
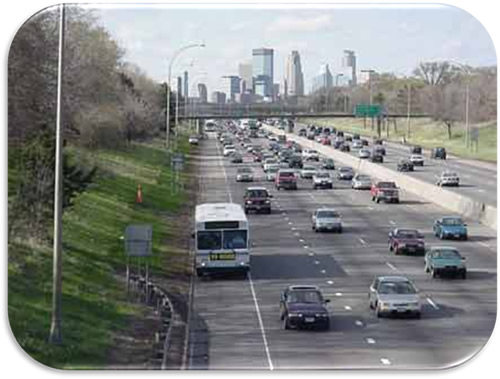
xmin=191 ymin=232 xmax=195 ymax=239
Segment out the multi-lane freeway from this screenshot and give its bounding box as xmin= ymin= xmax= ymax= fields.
xmin=293 ymin=122 xmax=497 ymax=206
xmin=187 ymin=129 xmax=496 ymax=369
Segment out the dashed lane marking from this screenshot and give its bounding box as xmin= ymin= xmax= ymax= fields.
xmin=426 ymin=297 xmax=439 ymax=310
xmin=321 ymin=269 xmax=326 ymax=274
xmin=335 ymin=292 xmax=343 ymax=297
xmin=386 ymin=262 xmax=397 ymax=271
xmin=299 ymin=239 xmax=305 ymax=243
xmin=389 ymin=220 xmax=396 ymax=225
xmin=314 ymin=260 xmax=320 ymax=265
xmin=380 ymin=358 xmax=391 ymax=365
xmin=344 ymin=305 xmax=352 ymax=311
xmin=327 ymin=280 xmax=334 ymax=285
xmin=359 ymin=238 xmax=367 ymax=245
xmin=355 ymin=320 xmax=363 ymax=327
xmin=366 ymin=338 xmax=376 ymax=344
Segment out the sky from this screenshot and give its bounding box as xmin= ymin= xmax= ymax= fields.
xmin=91 ymin=5 xmax=496 ymax=95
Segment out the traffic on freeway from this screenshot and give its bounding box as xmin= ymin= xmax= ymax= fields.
xmin=187 ymin=119 xmax=496 ymax=369
xmin=292 ymin=122 xmax=497 ymax=206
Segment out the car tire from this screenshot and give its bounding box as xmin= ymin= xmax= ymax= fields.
xmin=431 ymin=267 xmax=438 ymax=278
xmin=415 ymin=312 xmax=421 ymax=319
xmin=389 ymin=243 xmax=393 ymax=252
xmin=244 ymin=208 xmax=249 ymax=214
xmin=461 ymin=270 xmax=467 ymax=280
xmin=323 ymin=320 xmax=330 ymax=331
xmin=283 ymin=315 xmax=291 ymax=330
xmin=338 ymin=227 xmax=343 ymax=233
xmin=462 ymin=235 xmax=468 ymax=241
xmin=376 ymin=197 xmax=380 ymax=203
xmin=376 ymin=305 xmax=383 ymax=318
xmin=439 ymin=232 xmax=445 ymax=240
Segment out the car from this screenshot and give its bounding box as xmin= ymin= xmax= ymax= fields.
xmin=373 ymin=145 xmax=386 ymax=156
xmin=345 ymin=135 xmax=352 ymax=142
xmin=368 ymin=276 xmax=421 ymax=319
xmin=409 ymin=145 xmax=422 ymax=154
xmin=371 ymin=181 xmax=399 ymax=203
xmin=265 ymin=164 xmax=280 ymax=181
xmin=433 ymin=216 xmax=468 ymax=240
xmin=312 ymin=208 xmax=342 ymax=232
xmin=323 ymin=127 xmax=331 ymax=135
xmin=236 ymin=167 xmax=254 ymax=182
xmin=425 ymin=247 xmax=467 ymax=279
xmin=263 ymin=158 xmax=278 ymax=172
xmin=370 ymin=152 xmax=383 ymax=163
xmin=276 ymin=169 xmax=298 ymax=190
xmin=253 ymin=152 xmax=263 ymax=162
xmin=188 ymin=135 xmax=199 ymax=145
xmin=352 ymin=133 xmax=360 ymax=140
xmin=321 ymin=137 xmax=331 ymax=145
xmin=374 ymin=138 xmax=384 ymax=145
xmin=339 ymin=143 xmax=351 ymax=152
xmin=352 ymin=140 xmax=363 ymax=149
xmin=351 ymin=174 xmax=372 ymax=190
xmin=288 ymin=155 xmax=303 ymax=169
xmin=431 ymin=147 xmax=447 ymax=160
xmin=388 ymin=229 xmax=425 ymax=255
xmin=306 ymin=132 xmax=315 ymax=140
xmin=231 ymin=153 xmax=243 ymax=163
xmin=361 ymin=139 xmax=369 ymax=146
xmin=300 ymin=165 xmax=317 ymax=179
xmin=243 ymin=187 xmax=272 ymax=214
xmin=336 ymin=131 xmax=344 ymax=137
xmin=223 ymin=145 xmax=236 ymax=156
xmin=333 ymin=140 xmax=343 ymax=149
xmin=410 ymin=154 xmax=424 ymax=166
xmin=322 ymin=158 xmax=335 ymax=170
xmin=335 ymin=136 xmax=345 ymax=145
xmin=280 ymin=285 xmax=330 ymax=330
xmin=298 ymin=128 xmax=307 ymax=137
xmin=337 ymin=166 xmax=354 ymax=180
xmin=358 ymin=148 xmax=371 ymax=159
xmin=397 ymin=158 xmax=414 ymax=172
xmin=436 ymin=171 xmax=460 ymax=187
xmin=312 ymin=172 xmax=333 ymax=189
xmin=303 ymin=149 xmax=320 ymax=161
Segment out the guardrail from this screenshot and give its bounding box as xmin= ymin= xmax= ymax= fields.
xmin=263 ymin=124 xmax=497 ymax=230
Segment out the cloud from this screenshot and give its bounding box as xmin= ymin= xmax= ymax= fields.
xmin=267 ymin=14 xmax=333 ymax=33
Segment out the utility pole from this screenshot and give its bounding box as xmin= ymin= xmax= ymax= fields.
xmin=49 ymin=3 xmax=65 ymax=344
xmin=406 ymin=82 xmax=411 ymax=139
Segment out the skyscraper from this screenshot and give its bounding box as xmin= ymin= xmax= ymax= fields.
xmin=197 ymin=83 xmax=207 ymax=103
xmin=222 ymin=75 xmax=241 ymax=102
xmin=284 ymin=51 xmax=304 ymax=97
xmin=312 ymin=64 xmax=333 ymax=92
xmin=183 ymin=71 xmax=189 ymax=98
xmin=238 ymin=62 xmax=253 ymax=92
xmin=252 ymin=48 xmax=274 ymax=98
xmin=343 ymin=50 xmax=357 ymax=86
xmin=177 ymin=76 xmax=182 ymax=96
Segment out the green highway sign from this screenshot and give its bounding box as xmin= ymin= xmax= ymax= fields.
xmin=355 ymin=104 xmax=381 ymax=117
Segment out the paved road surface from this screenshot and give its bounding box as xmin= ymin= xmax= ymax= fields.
xmin=187 ymin=133 xmax=496 ymax=369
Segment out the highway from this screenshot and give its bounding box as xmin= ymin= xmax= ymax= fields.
xmin=187 ymin=132 xmax=496 ymax=369
xmin=293 ymin=122 xmax=497 ymax=206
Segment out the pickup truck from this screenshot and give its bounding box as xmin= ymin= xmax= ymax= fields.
xmin=371 ymin=181 xmax=400 ymax=203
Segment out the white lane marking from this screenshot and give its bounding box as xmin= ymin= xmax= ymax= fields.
xmin=304 ymin=246 xmax=310 ymax=249
xmin=288 ymin=222 xmax=293 ymax=225
xmin=291 ymin=227 xmax=296 ymax=231
xmin=380 ymin=358 xmax=391 ymax=365
xmin=359 ymin=238 xmax=367 ymax=245
xmin=366 ymin=338 xmax=376 ymax=344
xmin=248 ymin=273 xmax=274 ymax=370
xmin=327 ymin=280 xmax=334 ymax=285
xmin=314 ymin=260 xmax=320 ymax=265
xmin=335 ymin=292 xmax=343 ymax=297
xmin=282 ymin=212 xmax=287 ymax=215
xmin=477 ymin=189 xmax=485 ymax=193
xmin=426 ymin=297 xmax=439 ymax=310
xmin=355 ymin=320 xmax=363 ymax=327
xmin=299 ymin=239 xmax=305 ymax=243
xmin=367 ymin=206 xmax=374 ymax=210
xmin=321 ymin=269 xmax=326 ymax=274
xmin=479 ymin=241 xmax=495 ymax=251
xmin=308 ymin=252 xmax=314 ymax=256
xmin=389 ymin=220 xmax=396 ymax=225
xmin=215 ymin=139 xmax=232 ymax=203
xmin=294 ymin=233 xmax=300 ymax=237
xmin=285 ymin=217 xmax=290 ymax=220
xmin=344 ymin=305 xmax=352 ymax=311
xmin=386 ymin=262 xmax=397 ymax=271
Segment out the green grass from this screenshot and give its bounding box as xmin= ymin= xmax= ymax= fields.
xmin=302 ymin=117 xmax=497 ymax=162
xmin=8 ymin=137 xmax=191 ymax=369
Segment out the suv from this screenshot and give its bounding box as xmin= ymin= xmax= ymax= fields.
xmin=409 ymin=145 xmax=422 ymax=154
xmin=275 ymin=169 xmax=298 ymax=190
xmin=280 ymin=285 xmax=330 ymax=330
xmin=288 ymin=155 xmax=303 ymax=169
xmin=244 ymin=187 xmax=272 ymax=214
xmin=312 ymin=208 xmax=342 ymax=232
xmin=371 ymin=181 xmax=400 ymax=203
xmin=431 ymin=147 xmax=447 ymax=160
xmin=436 ymin=171 xmax=459 ymax=187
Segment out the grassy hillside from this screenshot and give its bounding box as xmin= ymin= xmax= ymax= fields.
xmin=8 ymin=138 xmax=192 ymax=368
xmin=302 ymin=117 xmax=497 ymax=162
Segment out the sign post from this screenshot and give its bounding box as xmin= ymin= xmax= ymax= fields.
xmin=125 ymin=224 xmax=153 ymax=298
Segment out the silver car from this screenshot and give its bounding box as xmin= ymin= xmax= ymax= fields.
xmin=358 ymin=148 xmax=371 ymax=159
xmin=266 ymin=165 xmax=280 ymax=181
xmin=352 ymin=140 xmax=363 ymax=149
xmin=312 ymin=208 xmax=342 ymax=233
xmin=410 ymin=154 xmax=424 ymax=166
xmin=236 ymin=167 xmax=254 ymax=182
xmin=436 ymin=171 xmax=460 ymax=187
xmin=352 ymin=174 xmax=372 ymax=190
xmin=368 ymin=276 xmax=421 ymax=318
xmin=300 ymin=165 xmax=317 ymax=179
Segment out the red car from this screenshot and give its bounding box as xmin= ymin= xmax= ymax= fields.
xmin=371 ymin=181 xmax=399 ymax=203
xmin=388 ymin=228 xmax=425 ymax=255
xmin=321 ymin=137 xmax=331 ymax=145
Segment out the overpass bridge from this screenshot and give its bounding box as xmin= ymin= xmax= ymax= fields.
xmin=177 ymin=112 xmax=429 ymax=120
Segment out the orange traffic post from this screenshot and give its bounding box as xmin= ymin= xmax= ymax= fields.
xmin=136 ymin=184 xmax=143 ymax=204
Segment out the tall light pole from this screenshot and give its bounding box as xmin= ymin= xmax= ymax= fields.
xmin=406 ymin=81 xmax=411 ymax=139
xmin=165 ymin=43 xmax=205 ymax=150
xmin=335 ymin=74 xmax=344 ymax=113
xmin=361 ymin=69 xmax=376 ymax=129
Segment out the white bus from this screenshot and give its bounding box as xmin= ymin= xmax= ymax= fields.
xmin=194 ymin=203 xmax=250 ymax=276
xmin=204 ymin=119 xmax=216 ymax=132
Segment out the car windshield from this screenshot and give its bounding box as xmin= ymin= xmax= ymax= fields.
xmin=434 ymin=249 xmax=461 ymax=259
xmin=267 ymin=166 xmax=279 ymax=173
xmin=310 ymin=150 xmax=318 ymax=154
xmin=378 ymin=281 xmax=416 ymax=295
xmin=197 ymin=231 xmax=222 ymax=250
xmin=340 ymin=167 xmax=353 ymax=172
xmin=396 ymin=230 xmax=419 ymax=239
xmin=304 ymin=166 xmax=315 ymax=170
xmin=442 ymin=172 xmax=457 ymax=178
xmin=288 ymin=290 xmax=323 ymax=304
xmin=317 ymin=210 xmax=339 ymax=218
xmin=378 ymin=182 xmax=396 ymax=188
xmin=248 ymin=190 xmax=268 ymax=198
xmin=225 ymin=145 xmax=235 ymax=149
xmin=316 ymin=173 xmax=330 ymax=178
xmin=222 ymin=230 xmax=248 ymax=249
xmin=238 ymin=168 xmax=252 ymax=173
xmin=325 ymin=159 xmax=334 ymax=163
xmin=441 ymin=218 xmax=464 ymax=226
xmin=356 ymin=175 xmax=370 ymax=181
xmin=279 ymin=171 xmax=295 ymax=178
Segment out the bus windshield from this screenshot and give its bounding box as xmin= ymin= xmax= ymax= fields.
xmin=223 ymin=230 xmax=248 ymax=249
xmin=197 ymin=231 xmax=222 ymax=250
xmin=197 ymin=230 xmax=247 ymax=250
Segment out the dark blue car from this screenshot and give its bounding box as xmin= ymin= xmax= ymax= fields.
xmin=433 ymin=216 xmax=468 ymax=240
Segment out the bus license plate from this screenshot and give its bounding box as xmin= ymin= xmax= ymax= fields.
xmin=209 ymin=252 xmax=235 ymax=261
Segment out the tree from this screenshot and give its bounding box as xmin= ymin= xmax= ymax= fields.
xmin=413 ymin=61 xmax=456 ymax=86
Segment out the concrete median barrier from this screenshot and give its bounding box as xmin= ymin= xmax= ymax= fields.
xmin=263 ymin=124 xmax=497 ymax=230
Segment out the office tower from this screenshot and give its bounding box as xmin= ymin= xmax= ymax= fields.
xmin=183 ymin=71 xmax=189 ymax=98
xmin=312 ymin=64 xmax=333 ymax=92
xmin=177 ymin=76 xmax=182 ymax=97
xmin=197 ymin=83 xmax=208 ymax=103
xmin=284 ymin=50 xmax=304 ymax=97
xmin=211 ymin=91 xmax=226 ymax=104
xmin=238 ymin=62 xmax=253 ymax=91
xmin=252 ymin=48 xmax=274 ymax=98
xmin=222 ymin=75 xmax=241 ymax=102
xmin=343 ymin=50 xmax=357 ymax=86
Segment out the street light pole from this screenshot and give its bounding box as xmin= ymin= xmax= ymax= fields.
xmin=406 ymin=82 xmax=411 ymax=139
xmin=361 ymin=69 xmax=375 ymax=129
xmin=165 ymin=43 xmax=205 ymax=150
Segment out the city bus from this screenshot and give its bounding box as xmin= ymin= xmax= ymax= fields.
xmin=194 ymin=203 xmax=250 ymax=277
xmin=204 ymin=119 xmax=216 ymax=132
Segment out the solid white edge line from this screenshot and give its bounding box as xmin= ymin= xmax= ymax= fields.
xmin=386 ymin=262 xmax=397 ymax=271
xmin=215 ymin=138 xmax=232 ymax=203
xmin=380 ymin=358 xmax=391 ymax=365
xmin=426 ymin=297 xmax=439 ymax=310
xmin=359 ymin=238 xmax=366 ymax=245
xmin=248 ymin=272 xmax=274 ymax=370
